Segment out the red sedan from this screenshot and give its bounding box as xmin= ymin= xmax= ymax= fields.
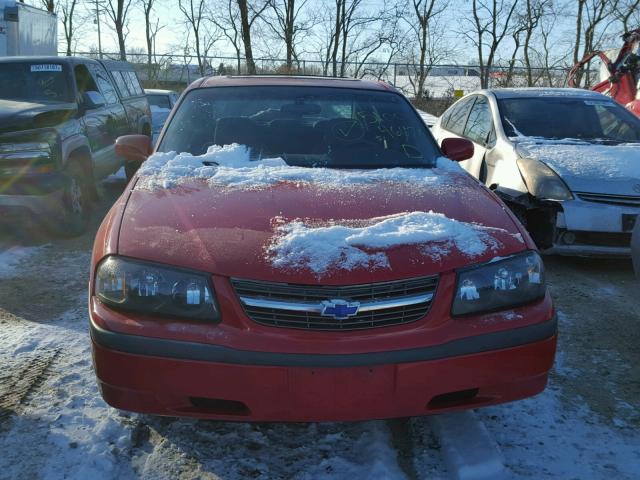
xmin=90 ymin=76 xmax=556 ymax=422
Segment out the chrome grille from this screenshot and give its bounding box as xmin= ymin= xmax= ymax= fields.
xmin=232 ymin=276 xmax=438 ymax=331
xmin=577 ymin=192 xmax=640 ymax=208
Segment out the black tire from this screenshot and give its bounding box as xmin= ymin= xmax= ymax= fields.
xmin=53 ymin=162 xmax=92 ymax=237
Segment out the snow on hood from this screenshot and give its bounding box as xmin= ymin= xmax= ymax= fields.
xmin=136 ymin=143 xmax=464 ymax=190
xmin=267 ymin=211 xmax=503 ymax=276
xmin=515 ymin=138 xmax=640 ymax=193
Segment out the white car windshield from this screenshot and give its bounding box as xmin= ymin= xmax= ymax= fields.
xmin=499 ymin=97 xmax=640 ymax=144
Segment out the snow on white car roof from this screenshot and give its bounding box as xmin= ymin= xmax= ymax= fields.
xmin=489 ymin=87 xmax=607 ymax=99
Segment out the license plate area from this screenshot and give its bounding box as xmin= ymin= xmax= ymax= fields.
xmin=622 ymin=214 xmax=637 ymax=232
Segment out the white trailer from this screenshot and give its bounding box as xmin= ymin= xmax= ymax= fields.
xmin=0 ymin=0 xmax=57 ymax=57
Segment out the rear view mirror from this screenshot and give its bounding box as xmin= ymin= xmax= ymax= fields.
xmin=115 ymin=135 xmax=152 ymax=164
xmin=441 ymin=137 xmax=474 ymax=162
xmin=82 ymin=91 xmax=106 ymax=109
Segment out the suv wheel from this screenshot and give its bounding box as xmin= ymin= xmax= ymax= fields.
xmin=57 ymin=162 xmax=92 ymax=236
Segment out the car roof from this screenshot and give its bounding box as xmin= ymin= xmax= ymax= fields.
xmin=99 ymin=59 xmax=136 ymax=71
xmin=0 ymin=56 xmax=86 ymax=65
xmin=193 ymin=75 xmax=397 ymax=92
xmin=145 ymin=89 xmax=176 ymax=95
xmin=0 ymin=56 xmax=136 ymax=72
xmin=486 ymin=87 xmax=606 ymax=100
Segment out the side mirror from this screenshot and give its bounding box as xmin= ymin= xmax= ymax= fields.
xmin=441 ymin=137 xmax=474 ymax=162
xmin=82 ymin=91 xmax=106 ymax=109
xmin=115 ymin=135 xmax=152 ymax=164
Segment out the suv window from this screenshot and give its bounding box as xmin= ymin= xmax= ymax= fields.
xmin=464 ymin=95 xmax=493 ymax=145
xmin=123 ymin=71 xmax=143 ymax=96
xmin=445 ymin=96 xmax=475 ymax=135
xmin=94 ymin=68 xmax=119 ymax=104
xmin=74 ymin=64 xmax=99 ymax=98
xmin=111 ymin=71 xmax=131 ymax=98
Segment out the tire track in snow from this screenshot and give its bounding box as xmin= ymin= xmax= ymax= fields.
xmin=0 ymin=347 xmax=60 ymax=423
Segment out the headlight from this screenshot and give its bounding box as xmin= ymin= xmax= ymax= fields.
xmin=517 ymin=157 xmax=572 ymax=200
xmin=95 ymin=256 xmax=219 ymax=321
xmin=452 ymin=251 xmax=546 ymax=316
xmin=0 ymin=129 xmax=59 ymax=168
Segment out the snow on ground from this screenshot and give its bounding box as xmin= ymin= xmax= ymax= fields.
xmin=479 ymin=385 xmax=640 ymax=479
xmin=0 ymin=241 xmax=410 ymax=479
xmin=267 ymin=211 xmax=502 ymax=275
xmin=516 ymin=139 xmax=640 ymax=180
xmin=136 ymin=143 xmax=462 ymax=190
xmin=0 ymin=245 xmax=47 ymax=279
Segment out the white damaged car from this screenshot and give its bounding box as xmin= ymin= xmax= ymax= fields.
xmin=431 ymin=88 xmax=640 ymax=256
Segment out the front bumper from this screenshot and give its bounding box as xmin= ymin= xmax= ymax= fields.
xmin=0 ymin=188 xmax=65 ymax=219
xmin=547 ymin=198 xmax=638 ymax=257
xmin=90 ymin=315 xmax=557 ymax=422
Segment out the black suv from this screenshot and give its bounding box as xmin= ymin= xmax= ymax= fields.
xmin=0 ymin=56 xmax=151 ymax=235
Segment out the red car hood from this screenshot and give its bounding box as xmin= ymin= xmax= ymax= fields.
xmin=118 ymin=173 xmax=527 ymax=284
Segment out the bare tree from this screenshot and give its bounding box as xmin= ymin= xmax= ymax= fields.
xmin=328 ymin=0 xmax=387 ymax=77
xmin=263 ymin=0 xmax=317 ymax=71
xmin=521 ymin=0 xmax=552 ymax=86
xmin=211 ymin=0 xmax=243 ymax=73
xmin=526 ymin=5 xmax=569 ymax=87
xmin=179 ymin=0 xmax=221 ymax=76
xmin=138 ymin=0 xmax=164 ymax=76
xmin=401 ymin=0 xmax=447 ymax=98
xmin=464 ymin=0 xmax=520 ymax=89
xmin=237 ymin=0 xmax=269 ymax=74
xmin=40 ymin=0 xmax=55 ymax=12
xmin=102 ymin=0 xmax=133 ymax=60
xmin=58 ymin=0 xmax=79 ymax=56
xmin=616 ymin=0 xmax=640 ymax=33
xmin=571 ymin=0 xmax=621 ymax=87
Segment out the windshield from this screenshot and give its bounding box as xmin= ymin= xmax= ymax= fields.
xmin=0 ymin=63 xmax=73 ymax=103
xmin=499 ymin=97 xmax=640 ymax=144
xmin=158 ymin=86 xmax=439 ymax=168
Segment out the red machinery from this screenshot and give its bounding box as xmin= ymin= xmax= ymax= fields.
xmin=568 ymin=28 xmax=640 ymax=117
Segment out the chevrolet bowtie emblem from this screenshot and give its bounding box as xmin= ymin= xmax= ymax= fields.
xmin=320 ymin=299 xmax=360 ymax=320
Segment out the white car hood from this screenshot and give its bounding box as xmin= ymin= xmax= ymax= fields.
xmin=516 ymin=140 xmax=640 ymax=195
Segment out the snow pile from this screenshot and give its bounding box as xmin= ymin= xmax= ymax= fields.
xmin=136 ymin=143 xmax=462 ymax=190
xmin=267 ymin=211 xmax=501 ymax=275
xmin=516 ymin=139 xmax=640 ymax=180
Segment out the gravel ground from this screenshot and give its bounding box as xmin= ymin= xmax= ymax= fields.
xmin=0 ymin=174 xmax=638 ymax=479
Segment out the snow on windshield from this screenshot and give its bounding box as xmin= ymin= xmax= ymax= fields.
xmin=267 ymin=211 xmax=503 ymax=275
xmin=136 ymin=143 xmax=464 ymax=190
xmin=516 ymin=138 xmax=640 ymax=179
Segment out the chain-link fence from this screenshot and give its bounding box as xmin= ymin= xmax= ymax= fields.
xmin=70 ymin=50 xmax=580 ymax=99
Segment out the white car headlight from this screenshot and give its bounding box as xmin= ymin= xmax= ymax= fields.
xmin=517 ymin=157 xmax=573 ymax=201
